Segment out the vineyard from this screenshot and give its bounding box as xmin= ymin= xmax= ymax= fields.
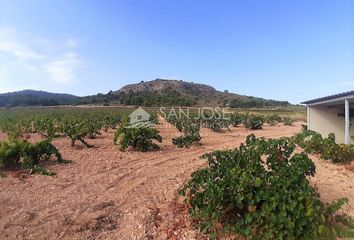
xmin=0 ymin=107 xmax=353 ymax=239
xmin=0 ymin=108 xmax=126 ymax=174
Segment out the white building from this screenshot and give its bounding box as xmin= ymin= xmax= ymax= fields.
xmin=302 ymin=91 xmax=354 ymax=144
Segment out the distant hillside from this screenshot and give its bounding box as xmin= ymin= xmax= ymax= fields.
xmin=119 ymin=79 xmax=216 ymax=94
xmin=0 ymin=79 xmax=291 ymax=108
xmin=113 ymin=78 xmax=290 ymax=108
xmin=0 ymin=90 xmax=78 ymax=107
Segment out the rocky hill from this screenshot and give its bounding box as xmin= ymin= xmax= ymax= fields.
xmin=119 ymin=79 xmax=216 ymax=94
xmin=115 ymin=78 xmax=290 ymax=107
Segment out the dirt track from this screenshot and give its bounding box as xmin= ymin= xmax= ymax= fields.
xmin=0 ymin=118 xmax=353 ymax=240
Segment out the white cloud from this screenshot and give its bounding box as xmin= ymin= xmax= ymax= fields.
xmin=0 ymin=27 xmax=45 ymax=60
xmin=0 ymin=41 xmax=45 ymax=60
xmin=0 ymin=27 xmax=83 ymax=87
xmin=46 ymin=52 xmax=81 ymax=84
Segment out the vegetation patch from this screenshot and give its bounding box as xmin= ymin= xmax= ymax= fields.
xmin=265 ymin=114 xmax=282 ymax=126
xmin=230 ymin=113 xmax=245 ymax=127
xmin=180 ymin=134 xmax=350 ymax=239
xmin=0 ymin=139 xmax=62 ymax=176
xmin=172 ymin=119 xmax=202 ymax=148
xmin=202 ymin=115 xmax=230 ymax=133
xmin=294 ymin=130 xmax=354 ymax=164
xmin=243 ymin=114 xmax=264 ymax=130
xmin=283 ymin=116 xmax=295 ymax=126
xmin=114 ymin=122 xmax=162 ymax=152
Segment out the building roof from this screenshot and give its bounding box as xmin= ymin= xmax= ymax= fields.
xmin=129 ymin=107 xmax=151 ymax=117
xmin=301 ymin=90 xmax=354 ymax=105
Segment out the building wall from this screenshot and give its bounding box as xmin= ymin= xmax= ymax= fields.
xmin=309 ymin=105 xmax=353 ymax=144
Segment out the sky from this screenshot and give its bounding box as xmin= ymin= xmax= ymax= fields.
xmin=0 ymin=0 xmax=353 ymax=104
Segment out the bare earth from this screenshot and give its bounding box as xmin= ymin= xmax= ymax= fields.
xmin=0 ymin=118 xmax=353 ymax=240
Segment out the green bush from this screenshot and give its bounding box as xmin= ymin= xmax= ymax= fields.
xmin=294 ymin=131 xmax=354 ymax=164
xmin=0 ymin=118 xmax=32 ymax=141
xmin=283 ymin=116 xmax=295 ymax=126
xmin=172 ymin=120 xmax=202 ymax=148
xmin=102 ymin=114 xmax=121 ymax=131
xmin=114 ymin=125 xmax=162 ymax=151
xmin=243 ymin=115 xmax=264 ymax=130
xmin=175 ymin=119 xmax=185 ymax=132
xmin=32 ymin=117 xmax=58 ymax=139
xmin=180 ymin=135 xmax=348 ymax=239
xmin=266 ymin=114 xmax=282 ymax=126
xmin=294 ymin=130 xmax=324 ymax=154
xmin=60 ymin=116 xmax=96 ymax=148
xmin=334 ymin=215 xmax=354 ymax=237
xmin=322 ymin=143 xmax=354 ymax=164
xmin=0 ymin=139 xmax=62 ymax=171
xmin=166 ymin=115 xmax=185 ymax=132
xmin=335 ymin=144 xmax=354 ymax=163
xmin=0 ymin=140 xmax=23 ymax=169
xmin=230 ymin=113 xmax=245 ymax=127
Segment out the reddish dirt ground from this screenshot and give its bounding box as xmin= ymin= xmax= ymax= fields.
xmin=0 ymin=118 xmax=353 ymax=240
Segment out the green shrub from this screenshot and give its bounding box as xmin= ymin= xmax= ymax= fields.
xmin=203 ymin=115 xmax=230 ymax=133
xmin=33 ymin=117 xmax=58 ymax=139
xmin=283 ymin=116 xmax=295 ymax=126
xmin=180 ymin=135 xmax=348 ymax=239
xmin=243 ymin=115 xmax=264 ymax=130
xmin=166 ymin=115 xmax=184 ymax=132
xmin=172 ymin=120 xmax=201 ymax=148
xmin=0 ymin=140 xmax=23 ymax=169
xmin=0 ymin=139 xmax=62 ymax=172
xmin=230 ymin=113 xmax=245 ymax=127
xmin=0 ymin=118 xmax=32 ymax=141
xmin=293 ymin=131 xmax=354 ymax=164
xmin=174 ymin=119 xmax=185 ymax=132
xmin=294 ymin=130 xmax=323 ymax=153
xmin=323 ymin=143 xmax=354 ymax=164
xmin=266 ymin=114 xmax=282 ymax=126
xmin=60 ymin=116 xmax=96 ymax=148
xmin=114 ymin=125 xmax=162 ymax=151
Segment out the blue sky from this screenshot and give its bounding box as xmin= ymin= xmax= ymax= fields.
xmin=0 ymin=0 xmax=353 ymax=103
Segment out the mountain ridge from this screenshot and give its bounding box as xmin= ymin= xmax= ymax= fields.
xmin=0 ymin=89 xmax=78 ymax=98
xmin=0 ymin=79 xmax=291 ymax=108
xmin=0 ymin=89 xmax=78 ymax=107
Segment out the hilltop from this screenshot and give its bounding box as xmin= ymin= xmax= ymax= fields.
xmin=112 ymin=78 xmax=290 ymax=107
xmin=119 ymin=79 xmax=216 ymax=94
